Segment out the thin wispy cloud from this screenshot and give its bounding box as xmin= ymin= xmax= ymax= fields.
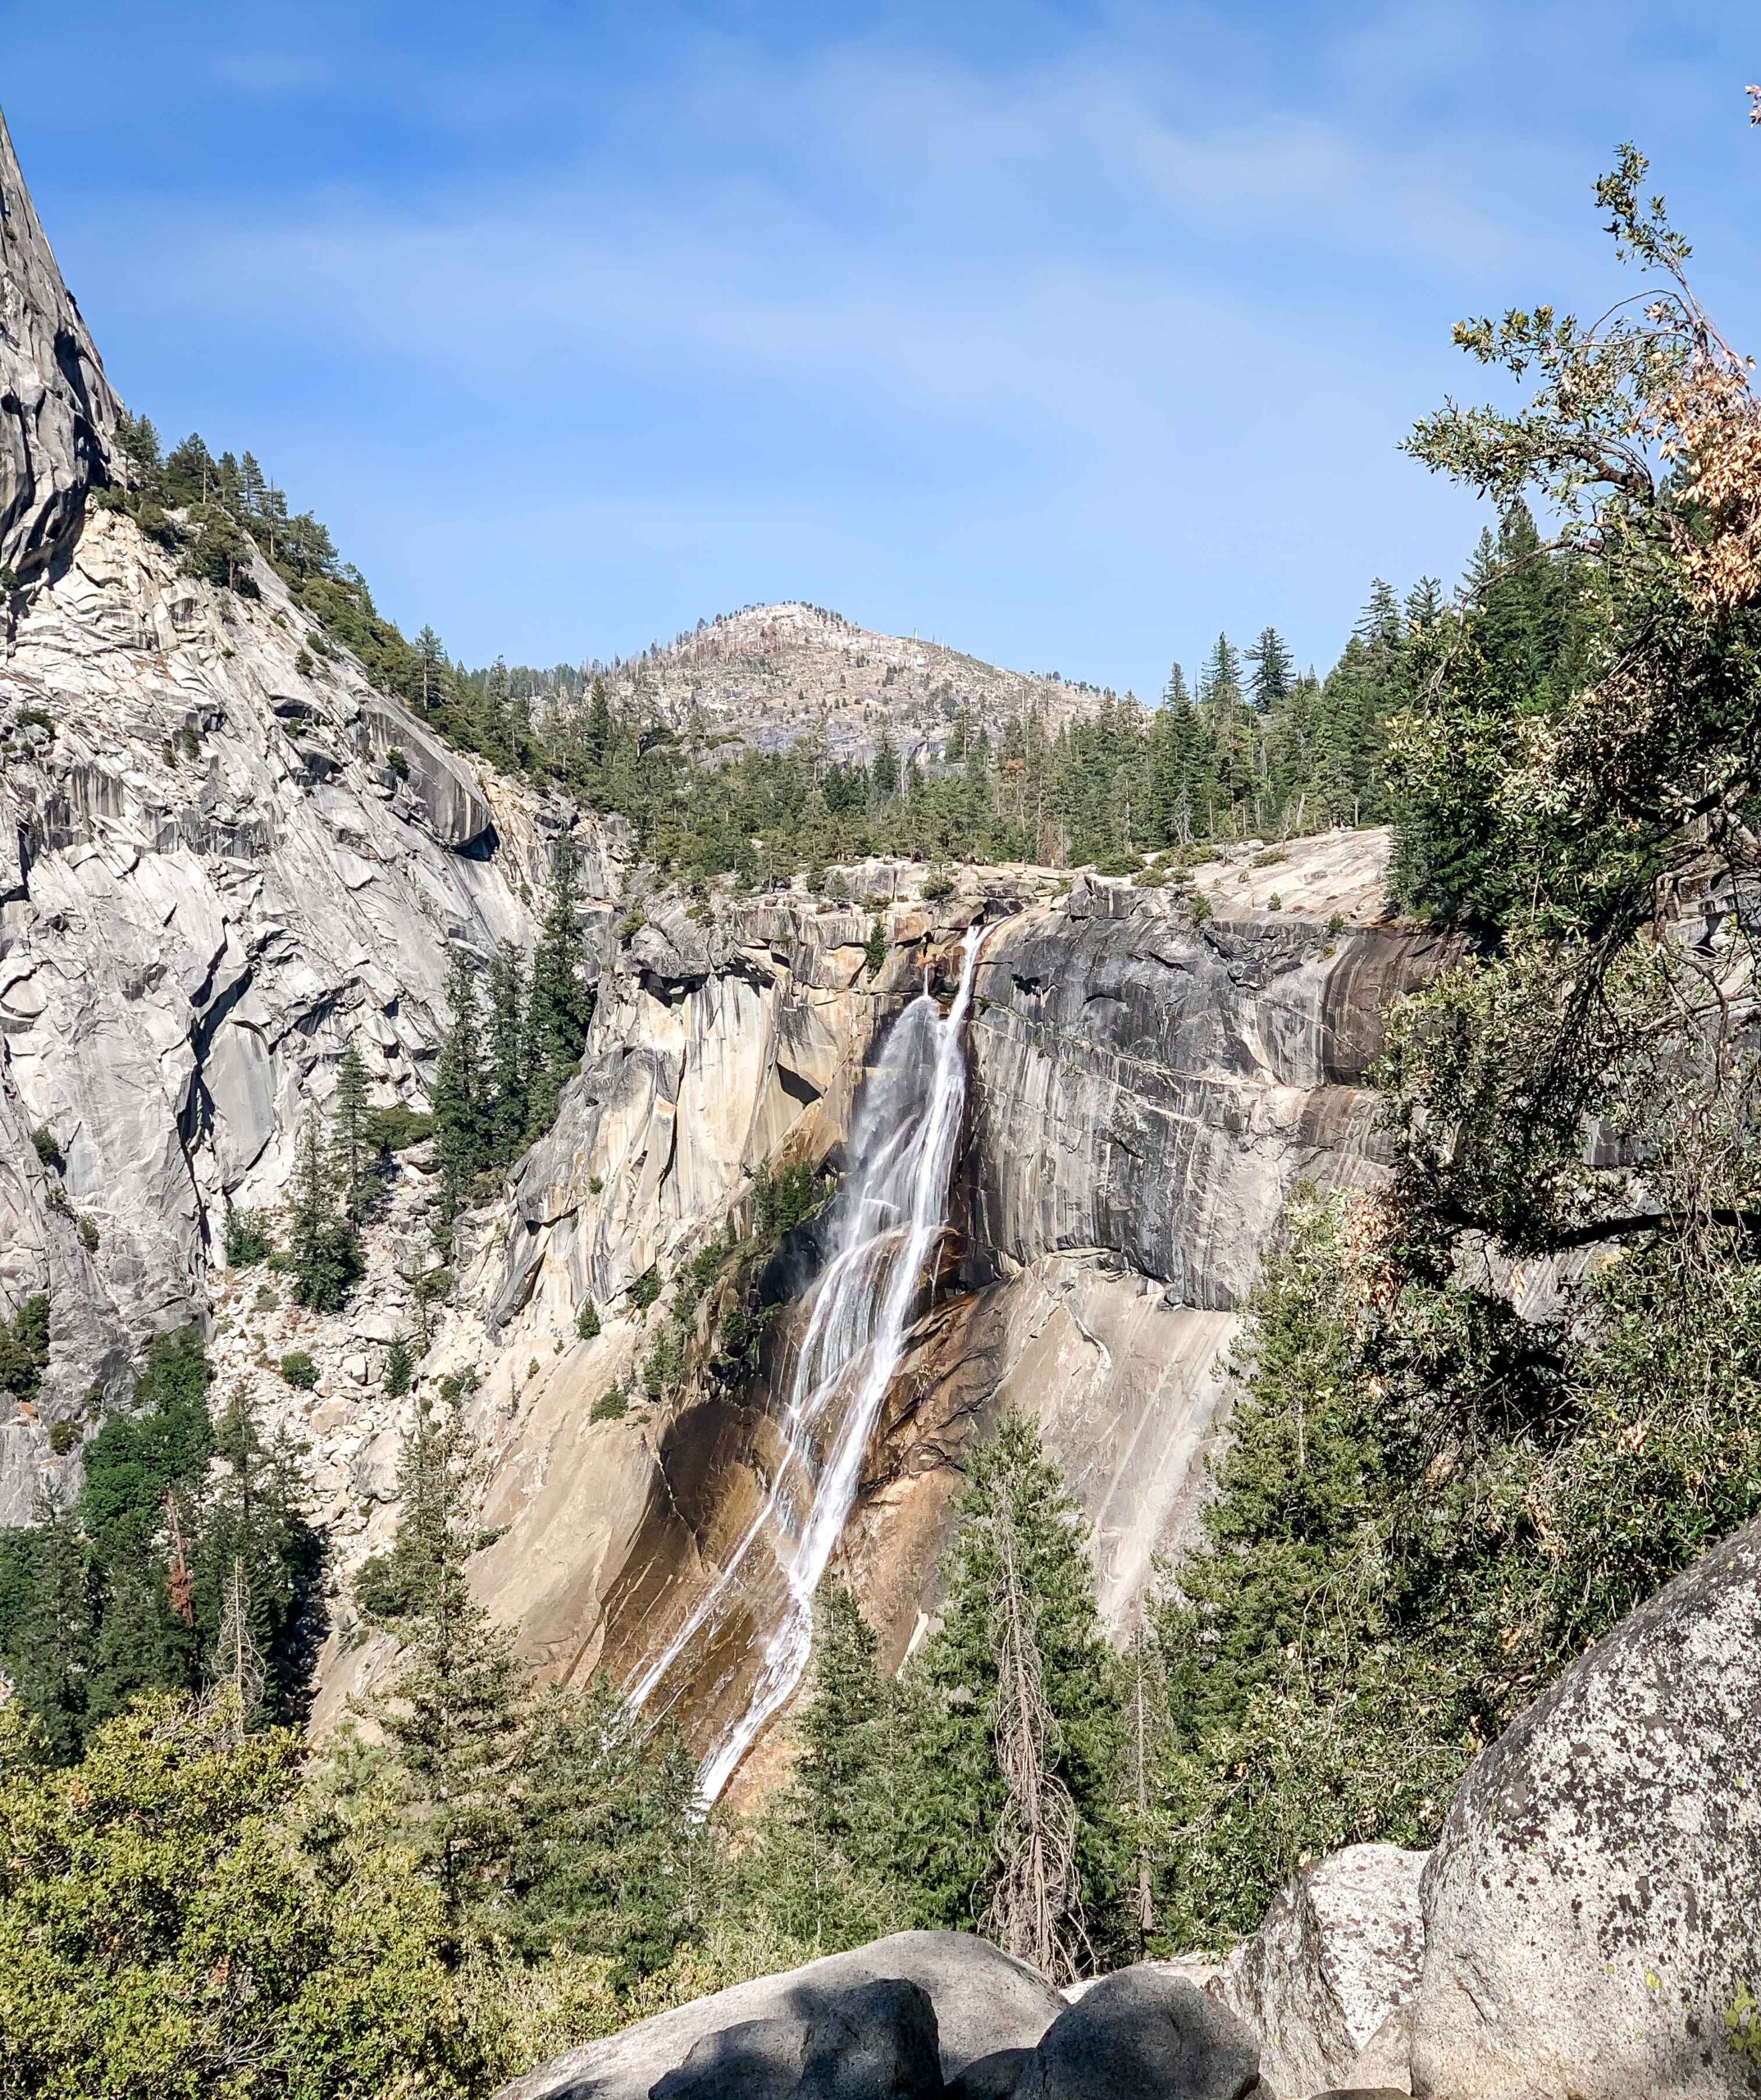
xmin=9 ymin=0 xmax=1761 ymax=692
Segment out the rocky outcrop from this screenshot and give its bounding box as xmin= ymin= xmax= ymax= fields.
xmin=649 ymin=1978 xmax=943 ymax=2100
xmin=0 ymin=108 xmax=117 ymax=582
xmin=499 ymin=1930 xmax=1066 ymax=2100
xmin=1015 ymin=1967 xmax=1263 ymax=2100
xmin=1407 ymin=1515 xmax=1761 ymax=2100
xmin=965 ymin=874 xmax=1457 ymax=1307
xmin=396 ymin=832 xmax=1450 ymax=1781
xmin=584 ymin=600 xmax=1111 ymax=769
xmin=0 ymin=500 xmax=586 ymax=1520
xmin=1217 ymin=1844 xmax=1428 ymax=2099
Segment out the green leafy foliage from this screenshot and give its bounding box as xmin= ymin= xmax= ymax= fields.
xmin=431 ymin=844 xmax=595 ymax=1235
xmin=223 ymin=1207 xmax=275 ymax=1267
xmin=0 ymin=1691 xmax=495 ymax=2100
xmin=0 ymin=1294 xmax=50 ymax=1404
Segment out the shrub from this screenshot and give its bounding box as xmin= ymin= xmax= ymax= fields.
xmin=1188 ymin=892 xmax=1213 ymax=925
xmin=0 ymin=1294 xmax=51 ymax=1404
xmin=920 ymin=869 xmax=956 ymax=902
xmin=577 ymin=1299 xmax=601 ymax=1340
xmin=224 ymin=1207 xmax=276 ymax=1267
xmin=386 ymin=744 xmax=411 ymax=781
xmin=29 ymin=1126 xmax=63 ymax=1172
xmin=618 ymin=911 xmax=647 ymax=944
xmin=591 ymin=1385 xmax=629 ymax=1424
xmin=864 ymin=920 xmax=887 ymax=976
xmin=77 ymin=1214 xmax=100 ymax=1253
xmin=628 ymin=1270 xmax=661 ymax=1312
xmin=1093 ymin=851 xmax=1142 ymax=877
xmin=363 ymin=1104 xmax=435 ymax=1153
xmin=752 ymin=1159 xmax=825 ymax=1238
xmin=0 ymin=1694 xmax=496 ymax=2098
xmin=48 ymin=1418 xmax=78 ymax=1456
xmin=279 ymin=1351 xmax=318 ymax=1390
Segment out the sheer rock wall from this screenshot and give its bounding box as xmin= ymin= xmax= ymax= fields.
xmin=0 ymin=107 xmax=118 ymax=582
xmin=394 ymin=839 xmax=1452 ymax=1771
xmin=0 ymin=500 xmax=592 ymax=1522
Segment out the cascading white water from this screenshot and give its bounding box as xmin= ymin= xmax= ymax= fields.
xmin=629 ymin=921 xmax=987 ymax=1801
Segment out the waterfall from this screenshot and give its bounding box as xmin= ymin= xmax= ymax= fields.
xmin=629 ymin=920 xmax=987 ymax=1801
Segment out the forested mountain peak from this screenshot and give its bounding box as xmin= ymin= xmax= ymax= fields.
xmin=562 ymin=598 xmax=1115 ymax=765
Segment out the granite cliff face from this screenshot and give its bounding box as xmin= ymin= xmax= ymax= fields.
xmin=353 ymin=833 xmax=1452 ymax=1780
xmin=0 ymin=108 xmax=117 ymax=583
xmin=0 ymin=120 xmax=614 ymax=1522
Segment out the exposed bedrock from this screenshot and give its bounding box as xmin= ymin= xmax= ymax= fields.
xmin=433 ymin=838 xmax=1457 ymax=1776
xmin=964 ymin=878 xmax=1459 ymax=1306
xmin=0 ymin=107 xmax=118 ymax=582
xmin=1407 ymin=1513 xmax=1761 ymax=2100
xmin=0 ymin=499 xmax=595 ymax=1522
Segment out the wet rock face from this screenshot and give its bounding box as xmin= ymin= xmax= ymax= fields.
xmin=1408 ymin=1516 xmax=1761 ymax=2100
xmin=966 ymin=887 xmax=1455 ymax=1308
xmin=0 ymin=108 xmax=118 ymax=581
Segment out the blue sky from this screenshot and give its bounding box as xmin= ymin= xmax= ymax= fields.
xmin=9 ymin=2 xmax=1761 ymax=696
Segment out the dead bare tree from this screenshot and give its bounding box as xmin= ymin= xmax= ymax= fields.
xmin=983 ymin=1489 xmax=1088 ymax=1985
xmin=212 ymin=1555 xmax=266 ymax=1743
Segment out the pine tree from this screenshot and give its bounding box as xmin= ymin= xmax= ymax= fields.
xmin=1122 ymin=1625 xmax=1168 ymax=1955
xmin=7 ymin=1486 xmax=96 ymax=1760
xmin=737 ymin=1584 xmax=912 ymax=1952
xmin=895 ymin=1415 xmax=1124 ymax=1963
xmin=485 ymin=950 xmax=530 ymax=1165
xmin=504 ymin=1676 xmax=707 ymax=1979
xmin=795 ymin=1580 xmax=887 ymax=1860
xmin=524 ymin=839 xmax=593 ymax=1139
xmin=193 ymin=1392 xmax=322 ymax=1725
xmin=413 ymin=626 xmax=446 ymax=716
xmin=331 ymin=1043 xmax=372 ymax=1225
xmin=1246 ymin=628 xmax=1294 ymax=712
xmin=983 ymin=1486 xmax=1088 ymax=1983
xmin=870 ymin=731 xmax=901 ymax=805
xmin=287 ymin=1115 xmax=362 ymax=1312
xmin=432 ymin=951 xmax=488 ymax=1226
xmin=372 ymin=1396 xmax=528 ymax=1957
xmin=582 ymin=678 xmax=614 ymax=780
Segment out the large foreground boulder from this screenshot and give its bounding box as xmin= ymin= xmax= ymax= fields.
xmin=497 ymin=1933 xmax=1065 ymax=2100
xmin=1216 ymin=1842 xmax=1427 ymax=2098
xmin=649 ymin=1978 xmax=942 ymax=2100
xmin=1409 ymin=1517 xmax=1761 ymax=2099
xmin=1015 ymin=1966 xmax=1262 ymax=2100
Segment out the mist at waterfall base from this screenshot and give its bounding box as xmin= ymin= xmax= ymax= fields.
xmin=628 ymin=925 xmax=985 ymax=1802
